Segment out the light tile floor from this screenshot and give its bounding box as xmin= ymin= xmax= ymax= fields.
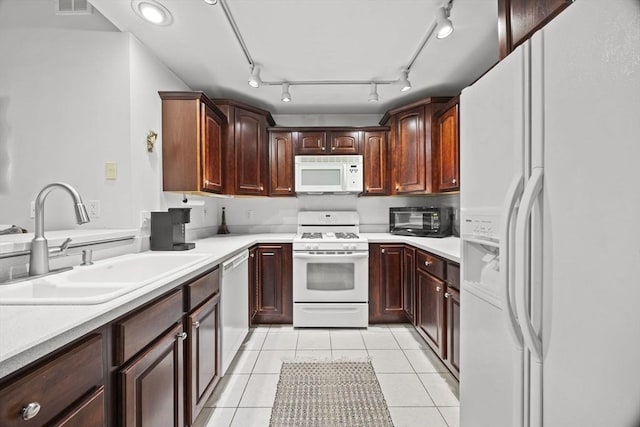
xmin=194 ymin=324 xmax=459 ymax=427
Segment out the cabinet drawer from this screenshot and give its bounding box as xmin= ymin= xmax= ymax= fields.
xmin=51 ymin=386 xmax=105 ymax=427
xmin=416 ymin=251 xmax=445 ymax=279
xmin=0 ymin=335 xmax=103 ymax=427
xmin=446 ymin=262 xmax=460 ymax=290
xmin=114 ymin=289 xmax=183 ymax=365
xmin=185 ymin=267 xmax=220 ymax=311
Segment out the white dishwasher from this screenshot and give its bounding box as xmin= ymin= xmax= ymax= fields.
xmin=220 ymin=250 xmax=249 ymax=375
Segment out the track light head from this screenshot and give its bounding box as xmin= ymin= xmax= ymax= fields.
xmin=248 ymin=65 xmax=261 ymax=88
xmin=399 ymin=70 xmax=412 ymax=92
xmin=368 ymin=82 xmax=379 ymax=102
xmin=281 ymin=83 xmax=292 ymax=102
xmin=435 ymin=6 xmax=454 ymax=39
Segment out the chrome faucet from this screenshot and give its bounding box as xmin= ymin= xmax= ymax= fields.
xmin=29 ymin=183 xmax=90 ymax=276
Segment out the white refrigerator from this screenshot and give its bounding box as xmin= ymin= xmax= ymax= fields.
xmin=459 ymin=1 xmax=640 ymax=427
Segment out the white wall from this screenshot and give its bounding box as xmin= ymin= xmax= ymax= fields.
xmin=218 ymin=193 xmax=459 ymax=234
xmin=0 ymin=28 xmax=132 ymax=230
xmin=0 ymin=1 xmax=218 ymax=234
xmin=272 ymin=114 xmax=382 ymax=127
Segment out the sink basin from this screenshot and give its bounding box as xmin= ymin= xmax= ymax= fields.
xmin=0 ymin=252 xmax=210 ymax=305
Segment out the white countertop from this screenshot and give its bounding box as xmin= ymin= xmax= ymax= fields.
xmin=0 ymin=232 xmax=459 ymax=378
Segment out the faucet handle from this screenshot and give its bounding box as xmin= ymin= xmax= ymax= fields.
xmin=49 ymin=238 xmax=72 ymax=257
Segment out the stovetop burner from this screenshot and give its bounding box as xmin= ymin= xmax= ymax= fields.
xmin=335 ymin=232 xmax=359 ymax=239
xmin=301 ymin=232 xmax=323 ymax=239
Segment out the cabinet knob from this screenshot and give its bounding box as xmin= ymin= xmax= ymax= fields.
xmin=444 ymin=292 xmax=450 ymax=298
xmin=259 ymin=185 xmax=264 ymax=191
xmin=395 ymin=184 xmax=399 ymax=191
xmin=381 ymin=248 xmax=385 ymax=254
xmin=21 ymin=402 xmax=41 ymax=420
xmin=193 ymin=321 xmax=200 ymax=328
xmin=424 ymin=260 xmax=432 ymax=266
xmin=452 ymin=178 xmax=457 ymax=184
xmin=331 ymin=146 xmax=336 ymax=151
xmin=250 ymin=253 xmax=255 ymax=258
xmin=436 ymin=286 xmax=442 ymax=292
xmin=321 ymin=146 xmax=326 ymax=151
xmin=176 ymin=332 xmax=188 ymax=340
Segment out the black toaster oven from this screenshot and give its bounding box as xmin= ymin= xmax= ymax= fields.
xmin=389 ymin=207 xmax=453 ymax=237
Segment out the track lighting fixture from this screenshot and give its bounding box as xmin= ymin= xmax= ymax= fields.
xmin=435 ymin=6 xmax=454 ymax=39
xmin=368 ymin=83 xmax=379 ymax=102
xmin=281 ymin=83 xmax=291 ymax=103
xmin=248 ymin=66 xmax=261 ymax=88
xmin=213 ymin=0 xmax=456 ymax=102
xmin=399 ymin=70 xmax=412 ymax=92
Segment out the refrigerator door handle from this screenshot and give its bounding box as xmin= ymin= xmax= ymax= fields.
xmin=514 ymin=167 xmax=544 ymax=362
xmin=499 ymin=175 xmax=525 ymax=347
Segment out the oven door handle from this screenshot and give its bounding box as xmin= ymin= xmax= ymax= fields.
xmin=293 ymin=252 xmax=369 ymax=260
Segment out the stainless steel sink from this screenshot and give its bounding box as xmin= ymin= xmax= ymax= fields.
xmin=0 ymin=252 xmax=210 ymax=305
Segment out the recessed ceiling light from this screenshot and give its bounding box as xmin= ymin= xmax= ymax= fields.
xmin=131 ymin=0 xmax=173 ymax=26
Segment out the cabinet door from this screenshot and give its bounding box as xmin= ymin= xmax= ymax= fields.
xmin=328 ymin=131 xmax=361 ymax=154
xmin=234 ymin=108 xmax=268 ymax=195
xmin=269 ymin=132 xmax=295 ymax=196
xmin=251 ymin=244 xmax=293 ymax=324
xmin=186 ymin=294 xmax=220 ymax=425
xmin=362 ymin=131 xmax=388 ymax=195
xmin=201 ymin=103 xmax=223 ymax=193
xmin=295 ymin=131 xmax=327 ymax=154
xmin=369 ymin=244 xmax=406 ymax=323
xmin=120 ymin=323 xmax=185 ymax=427
xmin=402 ymin=247 xmax=416 ymax=324
xmin=417 ymin=269 xmax=445 ymax=356
xmin=249 ymin=247 xmax=258 ymax=322
xmin=393 ymin=106 xmax=426 ymax=193
xmin=435 ymin=103 xmax=459 ymax=192
xmin=445 ymin=287 xmax=460 ymax=379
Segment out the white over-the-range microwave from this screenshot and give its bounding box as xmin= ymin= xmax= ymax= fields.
xmin=294 ymin=155 xmax=363 ymax=194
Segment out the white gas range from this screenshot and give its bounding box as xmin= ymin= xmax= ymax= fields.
xmin=292 ymin=211 xmax=369 ymax=328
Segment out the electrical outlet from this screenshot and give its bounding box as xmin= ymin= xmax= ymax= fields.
xmin=105 ymin=162 xmax=117 ymax=180
xmin=246 ymin=209 xmax=253 ymax=220
xmin=87 ymin=200 xmax=101 ymax=218
xmin=140 ymin=210 xmax=150 ymax=230
xmin=30 ymin=201 xmax=35 ymax=218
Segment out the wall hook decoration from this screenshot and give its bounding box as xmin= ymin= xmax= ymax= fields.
xmin=146 ymin=130 xmax=158 ymax=152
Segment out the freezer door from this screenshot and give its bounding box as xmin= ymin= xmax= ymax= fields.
xmin=459 ymin=42 xmax=528 ymax=427
xmin=537 ymin=1 xmax=640 ymax=426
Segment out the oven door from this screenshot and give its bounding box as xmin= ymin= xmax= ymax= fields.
xmin=293 ymin=251 xmax=368 ymax=302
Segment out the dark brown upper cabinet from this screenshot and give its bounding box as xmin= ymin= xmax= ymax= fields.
xmin=362 ymin=130 xmax=389 ymax=195
xmin=269 ymin=131 xmax=295 ymax=196
xmin=433 ymin=98 xmax=460 ymax=192
xmin=294 ymin=129 xmax=362 ymax=155
xmin=381 ymin=97 xmax=450 ymax=195
xmin=159 ymin=91 xmax=226 ymax=194
xmin=499 ymin=0 xmax=573 ymax=59
xmin=214 ymin=99 xmax=275 ymax=196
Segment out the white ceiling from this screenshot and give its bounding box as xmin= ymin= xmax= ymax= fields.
xmin=89 ymin=0 xmax=499 ymax=115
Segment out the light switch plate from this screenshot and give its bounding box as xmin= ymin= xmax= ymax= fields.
xmin=105 ymin=162 xmax=117 ymax=180
xmin=87 ymin=200 xmax=100 ymax=218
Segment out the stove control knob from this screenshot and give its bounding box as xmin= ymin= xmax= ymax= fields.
xmin=350 ymin=244 xmax=357 ymax=250
xmin=343 ymin=243 xmax=349 ymax=250
xmin=313 ymin=244 xmax=320 ymax=250
xmin=305 ymin=244 xmax=312 ymax=250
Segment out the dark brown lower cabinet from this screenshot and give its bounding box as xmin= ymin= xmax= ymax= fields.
xmin=369 ymin=244 xmax=407 ymax=323
xmin=52 ymin=387 xmax=106 ymax=427
xmin=445 ymin=286 xmax=460 ymax=379
xmin=250 ymin=244 xmax=293 ymax=325
xmin=186 ymin=293 xmax=220 ymax=425
xmin=402 ymin=247 xmax=416 ymax=324
xmin=120 ymin=323 xmax=185 ymax=427
xmin=416 ymin=268 xmax=446 ymax=356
